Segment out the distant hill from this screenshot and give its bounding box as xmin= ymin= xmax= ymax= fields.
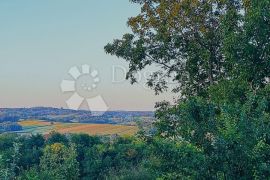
xmin=0 ymin=107 xmax=154 ymax=125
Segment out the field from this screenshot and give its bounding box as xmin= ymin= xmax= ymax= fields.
xmin=18 ymin=120 xmax=138 ymax=136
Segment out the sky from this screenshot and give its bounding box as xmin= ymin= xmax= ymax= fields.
xmin=0 ymin=0 xmax=175 ymax=111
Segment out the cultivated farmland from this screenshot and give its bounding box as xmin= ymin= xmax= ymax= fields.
xmin=18 ymin=120 xmax=138 ymax=136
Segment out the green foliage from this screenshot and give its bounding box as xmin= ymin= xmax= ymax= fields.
xmin=39 ymin=143 xmax=79 ymax=180
xmin=0 ymin=0 xmax=269 ymax=179
xmin=155 ymin=97 xmax=217 ymax=148
xmin=223 ymin=0 xmax=270 ymax=88
xmin=208 ymin=79 xmax=250 ymax=104
xmin=104 ymin=0 xmax=270 ymax=178
xmin=0 ymin=141 xmax=21 ymax=180
xmin=18 ymin=134 xmax=45 ymax=170
xmin=153 ymin=91 xmax=270 ymax=179
xmin=105 ymin=166 xmax=155 ymax=180
xmin=46 ymin=131 xmax=69 ymax=145
xmin=104 ymin=0 xmax=244 ymax=97
xmin=82 ymin=136 xmax=148 ymax=179
xmin=18 ymin=167 xmax=40 ymax=180
xmin=148 ymin=138 xmax=206 ymax=179
xmin=0 ymin=155 xmax=11 ymax=180
xmin=70 ymin=134 xmax=102 ymax=178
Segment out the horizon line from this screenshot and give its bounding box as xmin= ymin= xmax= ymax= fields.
xmin=0 ymin=106 xmax=155 ymax=112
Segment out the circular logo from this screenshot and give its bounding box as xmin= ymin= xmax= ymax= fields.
xmin=60 ymin=64 xmax=108 ymax=116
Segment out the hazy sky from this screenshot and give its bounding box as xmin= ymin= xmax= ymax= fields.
xmin=0 ymin=0 xmax=174 ymax=111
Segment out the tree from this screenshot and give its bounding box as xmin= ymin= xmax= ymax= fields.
xmin=153 ymin=89 xmax=270 ymax=178
xmin=148 ymin=138 xmax=206 ymax=179
xmin=82 ymin=136 xmax=148 ymax=179
xmin=46 ymin=131 xmax=69 ymax=145
xmin=105 ymin=0 xmax=270 ymax=178
xmin=0 ymin=142 xmax=21 ymax=180
xmin=19 ymin=134 xmax=45 ymax=170
xmin=0 ymin=155 xmax=10 ymax=180
xmin=39 ymin=143 xmax=79 ymax=180
xmin=105 ymin=0 xmax=243 ymax=97
xmin=223 ymin=0 xmax=270 ymax=89
xmin=70 ymin=134 xmax=101 ymax=178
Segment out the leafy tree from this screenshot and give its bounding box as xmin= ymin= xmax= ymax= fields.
xmin=18 ymin=167 xmax=40 ymax=180
xmin=105 ymin=165 xmax=154 ymax=180
xmin=155 ymin=97 xmax=217 ymax=147
xmin=0 ymin=155 xmax=10 ymax=180
xmin=70 ymin=134 xmax=101 ymax=178
xmin=39 ymin=143 xmax=79 ymax=180
xmin=105 ymin=0 xmax=243 ymax=97
xmin=152 ymin=90 xmax=270 ymax=178
xmin=148 ymin=138 xmax=206 ymax=179
xmin=18 ymin=134 xmax=45 ymax=170
xmin=83 ymin=137 xmax=148 ymax=180
xmin=0 ymin=142 xmax=21 ymax=180
xmin=105 ymin=1 xmax=270 ymax=178
xmin=223 ymin=0 xmax=270 ymax=88
xmin=46 ymin=131 xmax=69 ymax=145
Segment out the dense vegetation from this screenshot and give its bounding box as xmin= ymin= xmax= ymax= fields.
xmin=1 ymin=0 xmax=270 ymax=179
xmin=105 ymin=0 xmax=270 ymax=179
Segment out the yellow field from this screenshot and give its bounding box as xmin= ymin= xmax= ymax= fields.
xmin=18 ymin=120 xmax=58 ymax=126
xmin=55 ymin=123 xmax=138 ymax=135
xmin=19 ymin=120 xmax=138 ymax=136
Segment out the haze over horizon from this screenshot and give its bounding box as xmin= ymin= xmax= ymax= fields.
xmin=0 ymin=0 xmax=174 ymax=111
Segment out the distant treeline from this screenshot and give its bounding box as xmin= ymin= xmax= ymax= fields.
xmin=0 ymin=122 xmax=22 ymax=133
xmin=0 ymin=107 xmax=154 ymax=125
xmin=0 ymin=116 xmax=20 ymax=123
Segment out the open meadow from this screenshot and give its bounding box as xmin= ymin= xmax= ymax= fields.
xmin=18 ymin=120 xmax=138 ymax=136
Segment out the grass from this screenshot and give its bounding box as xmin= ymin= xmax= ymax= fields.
xmin=18 ymin=120 xmax=138 ymax=136
xmin=18 ymin=120 xmax=56 ymax=126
